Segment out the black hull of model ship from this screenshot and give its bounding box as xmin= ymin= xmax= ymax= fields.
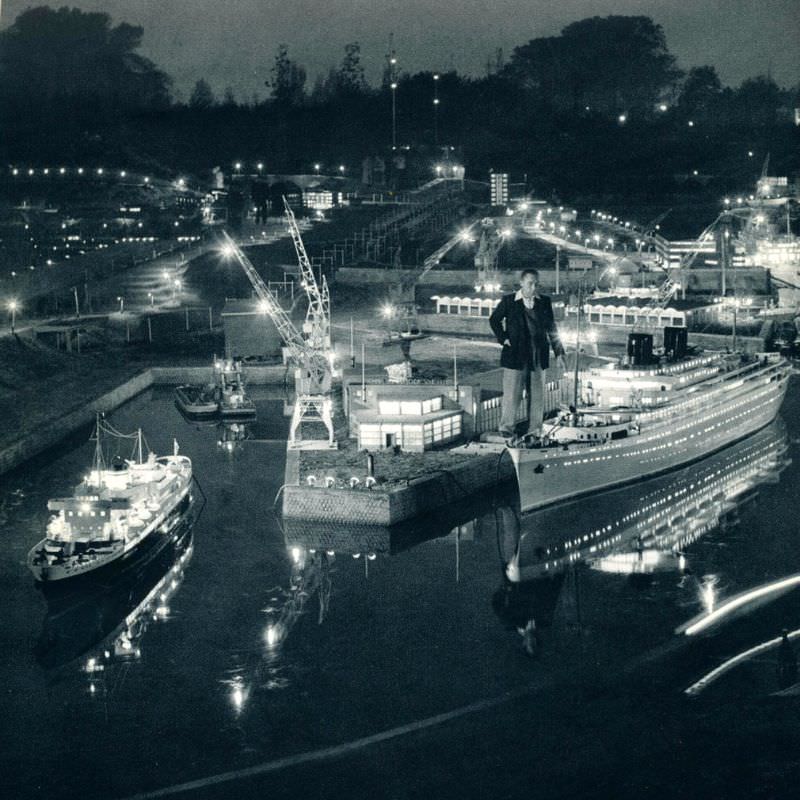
xmin=35 ymin=517 xmax=195 ymax=671
xmin=174 ymin=385 xmax=218 ymax=418
xmin=35 ymin=491 xmax=196 ymax=599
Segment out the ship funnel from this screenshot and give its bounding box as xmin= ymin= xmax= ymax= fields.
xmin=663 ymin=326 xmax=688 ymax=360
xmin=627 ymin=332 xmax=653 ymax=366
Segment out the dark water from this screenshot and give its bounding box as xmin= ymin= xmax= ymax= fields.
xmin=3 ymin=383 xmax=800 ymax=799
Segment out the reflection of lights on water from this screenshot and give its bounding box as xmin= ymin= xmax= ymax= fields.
xmin=700 ymin=575 xmax=718 ymax=614
xmin=592 ymin=550 xmax=662 ymax=574
xmin=265 ymin=624 xmax=283 ymax=647
xmin=230 ymin=679 xmax=249 ymax=713
xmin=681 ymin=573 xmax=800 ymax=636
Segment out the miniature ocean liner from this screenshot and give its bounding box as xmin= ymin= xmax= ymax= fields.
xmin=27 ymin=417 xmax=193 ymax=583
xmin=468 ymin=329 xmax=791 ymax=513
xmin=502 ymin=417 xmax=789 ymax=582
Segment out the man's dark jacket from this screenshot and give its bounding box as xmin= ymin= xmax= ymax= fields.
xmin=489 ymin=291 xmax=564 ymax=370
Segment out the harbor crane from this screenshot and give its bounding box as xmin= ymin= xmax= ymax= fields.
xmin=283 ymin=196 xmax=331 ymax=351
xmin=220 ymin=230 xmax=335 ymax=448
xmin=634 ymin=212 xmax=728 ymax=331
xmin=382 ymin=217 xmax=481 ymax=337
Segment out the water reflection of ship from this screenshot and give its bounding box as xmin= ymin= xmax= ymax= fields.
xmin=35 ymin=501 xmax=198 ymax=674
xmin=217 ymin=420 xmax=250 ymax=453
xmin=489 ymin=419 xmax=789 ymax=653
xmin=498 ymin=417 xmax=789 ymax=582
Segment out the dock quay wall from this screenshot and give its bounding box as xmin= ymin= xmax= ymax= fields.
xmin=149 ymin=365 xmax=289 ymax=385
xmin=0 ymin=370 xmax=153 ymax=477
xmin=0 ymin=365 xmax=292 ymax=477
xmin=282 ymin=449 xmax=515 ymax=526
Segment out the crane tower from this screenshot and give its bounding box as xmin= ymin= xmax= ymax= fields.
xmin=220 ymin=231 xmax=335 ymax=448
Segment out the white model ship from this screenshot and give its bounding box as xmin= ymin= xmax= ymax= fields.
xmin=28 ymin=417 xmax=193 ymax=583
xmin=468 ymin=331 xmax=791 ymax=513
xmin=502 ymin=417 xmax=789 ymax=582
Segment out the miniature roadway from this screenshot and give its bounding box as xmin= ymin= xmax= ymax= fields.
xmin=525 ymin=225 xmax=651 ymax=268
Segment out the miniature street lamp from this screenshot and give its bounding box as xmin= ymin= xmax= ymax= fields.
xmin=433 ymin=73 xmax=440 ymax=144
xmin=117 ymin=296 xmax=124 ymax=313
xmin=8 ymin=299 xmax=18 ymax=333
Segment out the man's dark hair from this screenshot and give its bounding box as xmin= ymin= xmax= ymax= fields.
xmin=520 ymin=268 xmax=539 ymax=280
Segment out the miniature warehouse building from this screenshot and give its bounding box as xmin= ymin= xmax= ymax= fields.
xmin=346 ymin=383 xmax=465 ymax=452
xmin=343 ymin=370 xmax=566 ymax=452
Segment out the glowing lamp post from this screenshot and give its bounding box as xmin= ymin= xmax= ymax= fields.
xmin=117 ymin=296 xmax=124 ymax=314
xmin=390 ymin=80 xmax=398 ymax=149
xmin=8 ymin=300 xmax=18 ymax=333
xmin=433 ymin=73 xmax=440 ymax=145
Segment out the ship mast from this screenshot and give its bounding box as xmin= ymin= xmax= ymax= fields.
xmin=572 ymin=280 xmax=583 ymax=414
xmin=137 ymin=428 xmax=143 ymax=463
xmin=91 ymin=413 xmax=106 ymax=481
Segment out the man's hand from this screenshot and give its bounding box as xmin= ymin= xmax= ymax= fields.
xmin=503 ymin=339 xmax=511 ymax=348
xmin=555 ymin=354 xmax=568 ymax=373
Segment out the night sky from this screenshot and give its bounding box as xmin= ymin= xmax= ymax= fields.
xmin=3 ymin=0 xmax=799 ymax=100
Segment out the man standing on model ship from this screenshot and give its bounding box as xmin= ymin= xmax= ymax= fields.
xmin=490 ymin=268 xmax=567 ymax=439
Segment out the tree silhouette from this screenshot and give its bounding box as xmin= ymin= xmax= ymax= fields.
xmin=733 ymin=75 xmax=786 ymax=126
xmin=335 ymin=42 xmax=369 ymax=96
xmin=508 ymin=16 xmax=682 ymax=116
xmin=678 ymin=66 xmax=722 ymax=117
xmin=0 ymin=6 xmax=171 ymax=116
xmin=268 ymin=44 xmax=306 ymax=107
xmin=189 ymin=79 xmax=216 ymax=109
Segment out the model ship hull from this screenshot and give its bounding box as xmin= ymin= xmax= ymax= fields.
xmin=505 ymin=418 xmax=789 ymax=581
xmin=511 ymin=358 xmax=790 ymax=513
xmin=28 ymin=452 xmax=193 ymax=584
xmin=36 ymin=520 xmax=195 ymax=669
xmin=174 ymin=385 xmax=218 ymax=418
xmin=219 ymin=399 xmax=257 ymax=420
xmin=33 ymin=492 xmax=194 ymax=590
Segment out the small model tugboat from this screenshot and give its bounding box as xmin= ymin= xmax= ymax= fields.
xmin=27 ymin=417 xmax=193 ymax=584
xmin=216 ymin=358 xmax=257 ymax=420
xmin=174 ymin=384 xmax=218 ymax=418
